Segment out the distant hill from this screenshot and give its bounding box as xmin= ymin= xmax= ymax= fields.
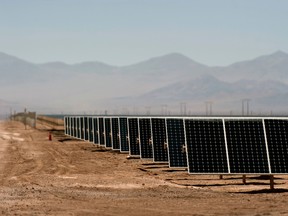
xmin=213 ymin=51 xmax=288 ymax=83
xmin=1 ymin=50 xmax=288 ymax=114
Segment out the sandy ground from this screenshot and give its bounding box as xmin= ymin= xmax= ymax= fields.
xmin=1 ymin=120 xmax=288 ymax=215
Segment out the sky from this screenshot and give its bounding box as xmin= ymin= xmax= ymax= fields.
xmin=0 ymin=0 xmax=287 ymax=66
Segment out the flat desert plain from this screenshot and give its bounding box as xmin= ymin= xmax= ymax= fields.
xmin=1 ymin=120 xmax=288 ymax=215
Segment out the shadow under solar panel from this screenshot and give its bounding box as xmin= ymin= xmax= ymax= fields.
xmin=225 ymin=119 xmax=269 ymax=174
xmin=185 ymin=119 xmax=228 ymax=174
xmin=138 ymin=118 xmax=153 ymax=159
xmin=166 ymin=118 xmax=187 ymax=168
xmin=264 ymin=119 xmax=288 ymax=174
xmin=128 ymin=118 xmax=140 ymax=156
xmin=151 ymin=118 xmax=168 ymax=162
xmin=119 ymin=118 xmax=129 ymax=153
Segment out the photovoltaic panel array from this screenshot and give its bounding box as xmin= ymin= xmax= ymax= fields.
xmin=185 ymin=119 xmax=228 ymax=174
xmin=128 ymin=118 xmax=140 ymax=156
xmin=264 ymin=119 xmax=288 ymax=174
xmin=64 ymin=116 xmax=288 ymax=175
xmin=166 ymin=118 xmax=187 ymax=168
xmin=138 ymin=118 xmax=153 ymax=159
xmin=119 ymin=118 xmax=129 ymax=152
xmin=104 ymin=118 xmax=112 ymax=148
xmin=111 ymin=118 xmax=120 ymax=150
xmin=151 ymin=118 xmax=168 ymax=162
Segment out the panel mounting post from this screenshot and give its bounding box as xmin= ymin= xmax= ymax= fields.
xmin=270 ymin=175 xmax=274 ymax=190
xmin=242 ymin=175 xmax=247 ymax=185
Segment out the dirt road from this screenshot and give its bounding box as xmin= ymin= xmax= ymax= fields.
xmin=0 ymin=120 xmax=288 ymax=215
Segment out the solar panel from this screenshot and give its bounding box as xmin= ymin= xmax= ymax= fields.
xmin=76 ymin=117 xmax=81 ymax=139
xmin=128 ymin=118 xmax=140 ymax=156
xmin=64 ymin=117 xmax=68 ymax=135
xmin=104 ymin=118 xmax=112 ymax=148
xmin=93 ymin=117 xmax=99 ymax=144
xmin=84 ymin=117 xmax=89 ymax=141
xmin=166 ymin=118 xmax=187 ymax=168
xmin=264 ymin=119 xmax=288 ymax=174
xmin=119 ymin=117 xmax=129 ymax=153
xmin=71 ymin=117 xmax=75 ymax=138
xmin=138 ymin=118 xmax=153 ymax=159
xmin=67 ymin=117 xmax=71 ymax=136
xmin=68 ymin=117 xmax=71 ymax=136
xmin=225 ymin=119 xmax=269 ymax=174
xmin=111 ymin=118 xmax=120 ymax=150
xmin=185 ymin=119 xmax=228 ymax=174
xmin=98 ymin=117 xmax=105 ymax=145
xmin=88 ymin=117 xmax=94 ymax=142
xmin=80 ymin=117 xmax=84 ymax=140
xmin=151 ymin=118 xmax=168 ymax=162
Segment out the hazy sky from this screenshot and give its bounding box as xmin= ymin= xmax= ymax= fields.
xmin=0 ymin=0 xmax=287 ymax=66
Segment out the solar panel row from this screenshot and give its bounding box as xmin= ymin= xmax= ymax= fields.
xmin=64 ymin=116 xmax=288 ymax=175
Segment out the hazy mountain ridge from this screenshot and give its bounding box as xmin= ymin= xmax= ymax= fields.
xmin=0 ymin=51 xmax=288 ymax=114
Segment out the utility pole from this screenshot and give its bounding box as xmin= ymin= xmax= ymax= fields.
xmin=242 ymin=99 xmax=251 ymax=116
xmin=161 ymin=104 xmax=167 ymax=115
xmin=180 ymin=102 xmax=187 ymax=116
xmin=205 ymin=101 xmax=213 ymax=115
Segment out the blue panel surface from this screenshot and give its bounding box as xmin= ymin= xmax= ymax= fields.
xmin=151 ymin=118 xmax=168 ymax=162
xmin=166 ymin=118 xmax=187 ymax=168
xmin=225 ymin=119 xmax=269 ymax=174
xmin=185 ymin=119 xmax=228 ymax=174
xmin=139 ymin=118 xmax=153 ymax=159
xmin=119 ymin=118 xmax=129 ymax=152
xmin=128 ymin=118 xmax=140 ymax=156
xmin=265 ymin=119 xmax=288 ymax=174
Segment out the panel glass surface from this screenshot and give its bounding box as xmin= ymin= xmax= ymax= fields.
xmin=70 ymin=117 xmax=74 ymax=137
xmin=76 ymin=117 xmax=80 ymax=139
xmin=98 ymin=118 xmax=105 ymax=145
xmin=139 ymin=118 xmax=153 ymax=159
xmin=80 ymin=117 xmax=84 ymax=139
xmin=67 ymin=117 xmax=71 ymax=136
xmin=185 ymin=119 xmax=228 ymax=173
xmin=119 ymin=118 xmax=129 ymax=152
xmin=64 ymin=117 xmax=68 ymax=135
xmin=225 ymin=119 xmax=269 ymax=174
xmin=104 ymin=118 xmax=112 ymax=148
xmin=93 ymin=118 xmax=99 ymax=144
xmin=265 ymin=119 xmax=288 ymax=173
xmin=84 ymin=117 xmax=89 ymax=141
xmin=111 ymin=118 xmax=120 ymax=150
xmin=151 ymin=118 xmax=168 ymax=162
xmin=88 ymin=117 xmax=94 ymax=142
xmin=128 ymin=118 xmax=140 ymax=156
xmin=166 ymin=119 xmax=187 ymax=168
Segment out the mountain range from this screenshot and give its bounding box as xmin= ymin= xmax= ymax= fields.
xmin=0 ymin=50 xmax=288 ymax=115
